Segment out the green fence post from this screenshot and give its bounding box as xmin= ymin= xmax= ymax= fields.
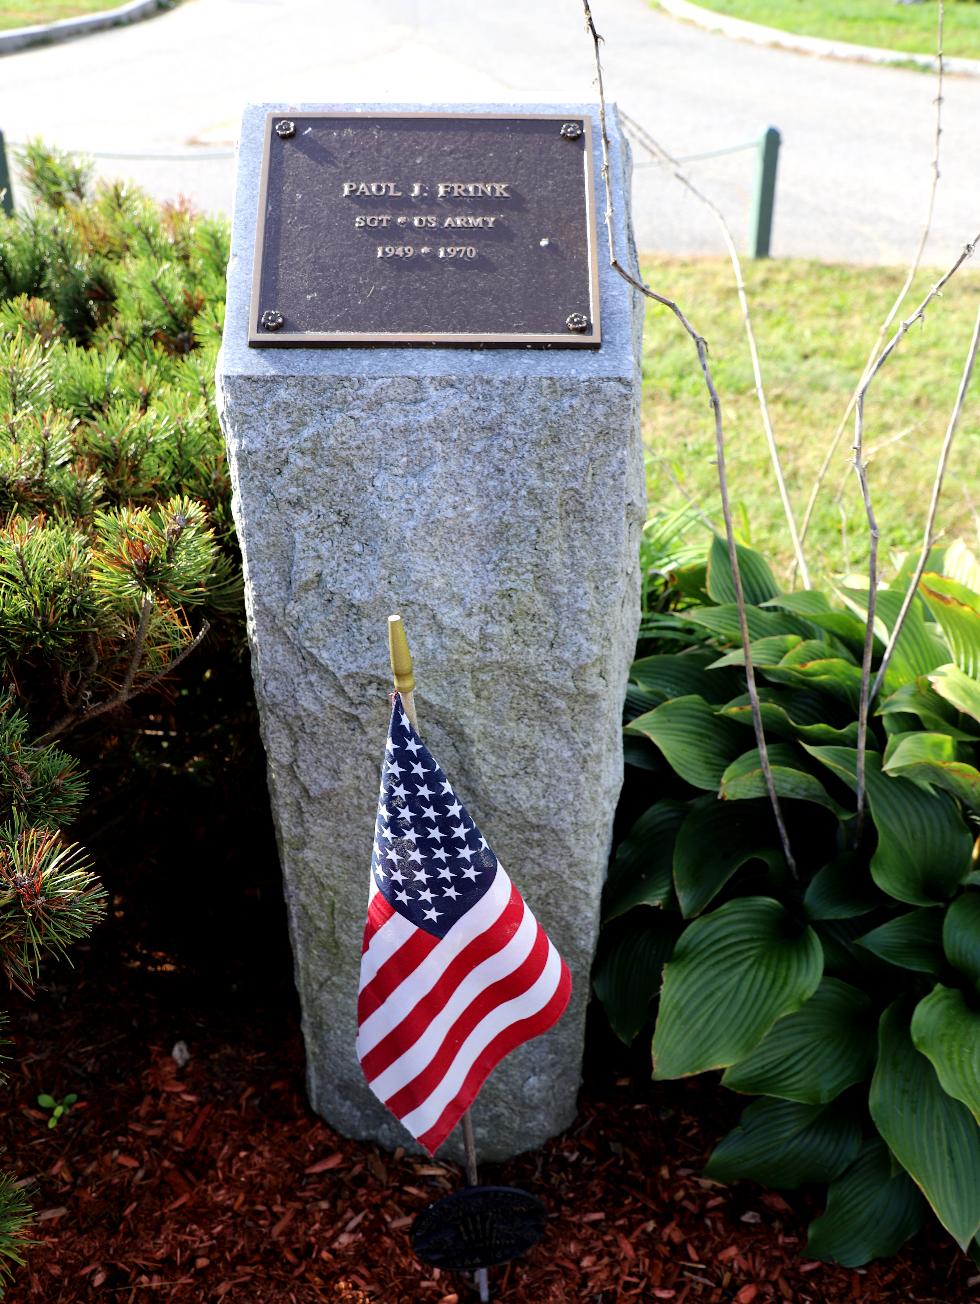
xmin=0 ymin=131 xmax=12 ymax=217
xmin=750 ymin=126 xmax=780 ymax=259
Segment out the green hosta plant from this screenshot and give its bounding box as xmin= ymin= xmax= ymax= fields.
xmin=596 ymin=534 xmax=980 ymax=1266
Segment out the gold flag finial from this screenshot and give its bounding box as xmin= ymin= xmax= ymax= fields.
xmin=387 ymin=614 xmax=415 ymax=694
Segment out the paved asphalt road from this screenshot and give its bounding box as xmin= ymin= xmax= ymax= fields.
xmin=1 ymin=0 xmax=978 ymax=264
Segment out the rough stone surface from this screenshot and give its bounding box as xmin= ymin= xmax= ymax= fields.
xmin=217 ymin=101 xmax=644 ymax=1162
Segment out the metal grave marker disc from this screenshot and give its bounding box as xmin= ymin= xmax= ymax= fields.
xmin=249 ymin=112 xmax=600 ymax=347
xmin=411 ymin=1186 xmax=548 ymax=1270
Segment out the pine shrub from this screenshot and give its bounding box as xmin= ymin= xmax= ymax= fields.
xmin=0 ymin=142 xmax=237 ymax=1291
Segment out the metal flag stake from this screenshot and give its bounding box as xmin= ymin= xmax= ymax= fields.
xmin=376 ymin=614 xmax=556 ymax=1303
xmin=387 ymin=615 xmax=489 ymax=1301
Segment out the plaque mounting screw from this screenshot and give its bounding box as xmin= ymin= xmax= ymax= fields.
xmin=565 ymin=313 xmax=589 ymax=333
xmin=275 ymin=120 xmax=296 ymax=139
xmin=560 ymin=122 xmax=583 ymax=140
xmin=261 ymin=309 xmax=284 ymax=331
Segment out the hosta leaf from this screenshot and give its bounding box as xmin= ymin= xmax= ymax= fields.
xmin=719 ymin=694 xmax=859 ymax=747
xmin=816 ymin=918 xmax=895 ymax=983
xmin=762 ymin=592 xmax=831 ymax=618
xmin=805 ymin=747 xmax=973 ymax=905
xmin=871 ymin=588 xmax=947 ymax=690
xmin=673 ymin=795 xmax=784 ymax=918
xmin=883 ymin=731 xmax=980 ymax=810
xmin=759 ymin=687 xmax=830 ymax=726
xmin=839 ymin=583 xmax=948 ymax=686
xmin=763 ymin=642 xmax=864 ymax=708
xmin=870 ymin=999 xmax=980 ymax=1248
xmin=671 ymin=559 xmax=710 ymax=605
xmin=779 ymin=639 xmax=859 ymax=669
xmin=856 ymin=908 xmax=945 ymax=974
xmin=720 ymin=745 xmax=845 ymax=814
xmin=722 ymin=978 xmax=876 ymax=1103
xmin=942 ymin=539 xmax=980 ymax=593
xmin=929 ymin=662 xmax=980 ymax=726
xmin=652 ymin=897 xmax=823 ymax=1079
xmin=920 ymin=574 xmax=980 ymax=679
xmin=623 ymin=736 xmax=660 ymax=770
xmin=911 ymin=985 xmax=980 ymax=1122
xmin=878 ymin=675 xmax=979 ymax=740
xmin=861 ymin=761 xmax=973 ymax=906
xmin=706 ymin=534 xmax=780 ymax=607
xmin=835 ymin=586 xmax=890 ymax=643
xmin=684 ymin=604 xmax=809 ymax=643
xmin=705 ymin=1096 xmax=861 ymax=1189
xmin=806 ymin=1139 xmax=926 ymax=1266
xmin=603 ymin=800 xmax=686 ymax=922
xmin=765 ymin=591 xmax=865 ymax=644
xmin=805 ymin=854 xmax=887 ymax=920
xmin=593 ymin=910 xmax=681 ymax=1045
xmin=624 ymin=683 xmax=660 ymax=722
xmin=882 ymin=729 xmax=954 ymax=770
xmin=629 ymin=653 xmax=721 ymax=704
xmin=944 ymin=892 xmax=980 ymax=990
xmin=639 ymin=611 xmax=713 ymax=647
xmin=625 ymin=696 xmax=744 ymax=791
xmin=710 ymin=635 xmax=801 ymax=669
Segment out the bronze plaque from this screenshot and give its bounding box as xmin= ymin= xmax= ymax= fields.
xmin=248 ymin=112 xmax=600 ymax=347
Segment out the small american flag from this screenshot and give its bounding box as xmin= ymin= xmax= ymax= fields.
xmin=357 ymin=694 xmax=572 ymax=1154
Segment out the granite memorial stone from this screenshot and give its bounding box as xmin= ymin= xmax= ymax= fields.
xmin=216 ymin=101 xmax=644 ymax=1161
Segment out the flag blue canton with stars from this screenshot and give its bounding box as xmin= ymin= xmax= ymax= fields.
xmin=372 ymin=695 xmax=498 ymax=939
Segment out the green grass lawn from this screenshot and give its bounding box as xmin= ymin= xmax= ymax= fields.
xmin=666 ymin=0 xmax=980 ymax=60
xmin=641 ymin=256 xmax=980 ymax=587
xmin=0 ymin=0 xmax=131 ymax=30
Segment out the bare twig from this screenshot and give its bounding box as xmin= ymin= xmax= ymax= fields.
xmin=120 ymin=595 xmax=154 ymax=699
xmin=582 ymin=0 xmax=797 ymax=875
xmin=40 ymin=620 xmax=211 ymax=742
xmin=872 ymin=306 xmax=980 ymax=698
xmin=797 ymin=0 xmax=946 ymax=572
xmin=851 ymin=405 xmax=880 ymax=841
xmin=621 ymin=110 xmax=810 ymax=588
xmin=830 ymin=425 xmax=918 ymax=504
xmin=850 ymin=235 xmax=979 ymax=829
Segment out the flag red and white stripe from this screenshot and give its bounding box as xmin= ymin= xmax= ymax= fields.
xmin=356 ymin=696 xmax=572 ymax=1154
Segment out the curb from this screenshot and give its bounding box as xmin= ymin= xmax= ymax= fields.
xmin=656 ymin=0 xmax=980 ymax=78
xmin=0 ymin=0 xmax=166 ymax=56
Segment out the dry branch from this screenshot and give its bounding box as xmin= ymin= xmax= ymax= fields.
xmin=850 ymin=235 xmax=979 ymax=826
xmin=41 ymin=620 xmax=211 ymax=743
xmin=581 ymin=0 xmax=797 ymax=875
xmin=797 ymin=1 xmax=946 ymax=572
xmin=120 ymin=595 xmax=154 ymax=699
xmin=872 ymin=306 xmax=980 ymax=698
xmin=620 ymin=111 xmax=810 ymax=589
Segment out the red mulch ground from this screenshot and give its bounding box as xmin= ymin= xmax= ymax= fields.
xmin=3 ymin=708 xmax=979 ymax=1303
xmin=4 ymin=981 xmax=978 ymax=1304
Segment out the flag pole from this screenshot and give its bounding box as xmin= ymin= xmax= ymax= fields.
xmin=387 ymin=614 xmax=491 ymax=1304
xmin=387 ymin=612 xmax=419 ymax=730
